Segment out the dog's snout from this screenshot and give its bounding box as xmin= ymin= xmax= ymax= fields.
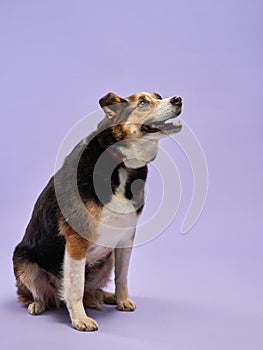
xmin=170 ymin=96 xmax=182 ymax=106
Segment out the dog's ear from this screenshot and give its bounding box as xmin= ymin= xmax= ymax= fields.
xmin=150 ymin=92 xmax=162 ymax=100
xmin=98 ymin=92 xmax=128 ymax=130
xmin=99 ymin=92 xmax=127 ymax=119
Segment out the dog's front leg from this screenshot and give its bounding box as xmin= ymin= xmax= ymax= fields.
xmin=114 ymin=244 xmax=136 ymax=311
xmin=62 ymin=233 xmax=98 ymax=331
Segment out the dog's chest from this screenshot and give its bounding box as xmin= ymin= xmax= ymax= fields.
xmin=94 ymin=167 xmax=138 ymax=248
xmin=86 ymin=244 xmax=112 ymax=265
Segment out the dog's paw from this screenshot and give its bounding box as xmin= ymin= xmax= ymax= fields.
xmin=117 ymin=298 xmax=136 ymax=312
xmin=84 ymin=290 xmax=104 ymax=310
xmin=84 ymin=299 xmax=104 ymax=311
xmin=102 ymin=290 xmax=116 ymax=305
xmin=28 ymin=301 xmax=46 ymax=315
xmin=72 ymin=317 xmax=99 ymax=332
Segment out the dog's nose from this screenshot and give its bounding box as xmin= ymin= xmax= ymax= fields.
xmin=170 ymin=96 xmax=182 ymax=106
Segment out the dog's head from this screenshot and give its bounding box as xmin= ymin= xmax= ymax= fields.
xmin=97 ymin=92 xmax=183 ymax=168
xmin=98 ymin=92 xmax=182 ymax=139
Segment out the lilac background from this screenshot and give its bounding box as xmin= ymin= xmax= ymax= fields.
xmin=1 ymin=0 xmax=263 ymax=349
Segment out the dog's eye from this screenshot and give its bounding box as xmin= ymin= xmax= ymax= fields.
xmin=138 ymin=100 xmax=149 ymax=108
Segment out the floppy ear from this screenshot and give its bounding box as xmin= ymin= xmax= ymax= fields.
xmin=99 ymin=92 xmax=127 ymax=119
xmin=150 ymin=92 xmax=162 ymax=100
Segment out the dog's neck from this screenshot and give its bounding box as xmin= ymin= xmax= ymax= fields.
xmin=116 ymin=139 xmax=159 ymax=169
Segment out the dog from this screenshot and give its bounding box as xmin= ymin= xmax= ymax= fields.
xmin=13 ymin=92 xmax=183 ymax=331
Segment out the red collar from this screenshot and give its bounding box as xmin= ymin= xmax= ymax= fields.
xmin=106 ymin=148 xmax=124 ymax=164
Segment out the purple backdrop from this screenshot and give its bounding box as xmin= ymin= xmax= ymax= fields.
xmin=1 ymin=1 xmax=263 ymax=349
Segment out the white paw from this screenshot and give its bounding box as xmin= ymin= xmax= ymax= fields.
xmin=117 ymin=298 xmax=136 ymax=311
xmin=28 ymin=301 xmax=46 ymax=315
xmin=72 ymin=317 xmax=99 ymax=332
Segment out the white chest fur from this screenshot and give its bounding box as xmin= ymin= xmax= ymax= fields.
xmin=86 ymin=245 xmax=112 ymax=265
xmin=117 ymin=139 xmax=159 ymax=169
xmin=89 ymin=168 xmax=137 ymax=255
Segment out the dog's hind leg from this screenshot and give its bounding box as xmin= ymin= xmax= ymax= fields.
xmin=13 ymin=249 xmax=60 ymax=315
xmin=14 ymin=261 xmax=46 ymax=314
xmin=19 ymin=262 xmax=60 ymax=314
xmin=16 ymin=278 xmax=34 ymax=306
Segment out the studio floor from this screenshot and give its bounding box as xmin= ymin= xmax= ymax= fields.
xmin=1 ymin=215 xmax=262 ymax=350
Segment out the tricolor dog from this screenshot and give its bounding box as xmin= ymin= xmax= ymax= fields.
xmin=13 ymin=92 xmax=183 ymax=331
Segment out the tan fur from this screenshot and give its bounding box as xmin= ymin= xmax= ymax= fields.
xmin=13 ymin=91 xmax=182 ymax=331
xmin=16 ymin=262 xmax=60 ymax=309
xmin=120 ymin=123 xmax=142 ymax=139
xmin=16 ymin=279 xmax=33 ymax=305
xmin=84 ymin=200 xmax=102 ymax=242
xmin=84 ymin=252 xmax=114 ymax=309
xmin=59 ymin=200 xmax=103 ymax=260
xmin=125 ymin=93 xmax=159 ymax=123
xmin=102 ymin=290 xmax=116 ymax=304
xmin=83 ymin=290 xmax=116 ymax=310
xmin=117 ymin=298 xmax=136 ymax=311
xmin=28 ymin=301 xmax=46 ymax=315
xmin=58 ymin=200 xmax=101 ymax=244
xmin=149 ymin=92 xmax=162 ymax=100
xmin=110 ymin=93 xmax=164 ymax=140
xmin=100 ymin=92 xmax=161 ymax=137
xmin=61 ymin=225 xmax=92 ymax=260
xmin=112 ymin=125 xmax=127 ymax=140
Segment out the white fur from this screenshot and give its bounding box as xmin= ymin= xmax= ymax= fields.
xmin=86 ymin=245 xmax=112 ymax=265
xmin=155 ymin=96 xmax=181 ymax=121
xmin=62 ymin=252 xmax=87 ymax=323
xmin=63 ymin=166 xmax=138 ymax=326
xmin=95 ymin=168 xmax=137 ymax=248
xmin=116 ymin=96 xmax=181 ymax=168
xmin=118 ymin=139 xmax=159 ymax=168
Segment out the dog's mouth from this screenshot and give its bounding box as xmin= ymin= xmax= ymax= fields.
xmin=141 ymin=119 xmax=182 ymax=133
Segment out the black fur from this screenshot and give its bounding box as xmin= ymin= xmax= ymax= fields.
xmin=13 ymin=128 xmax=147 ymax=277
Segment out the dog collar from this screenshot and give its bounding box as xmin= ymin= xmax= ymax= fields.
xmin=106 ymin=148 xmax=124 ymax=165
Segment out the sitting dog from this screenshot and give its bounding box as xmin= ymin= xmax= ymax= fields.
xmin=13 ymin=92 xmax=183 ymax=331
